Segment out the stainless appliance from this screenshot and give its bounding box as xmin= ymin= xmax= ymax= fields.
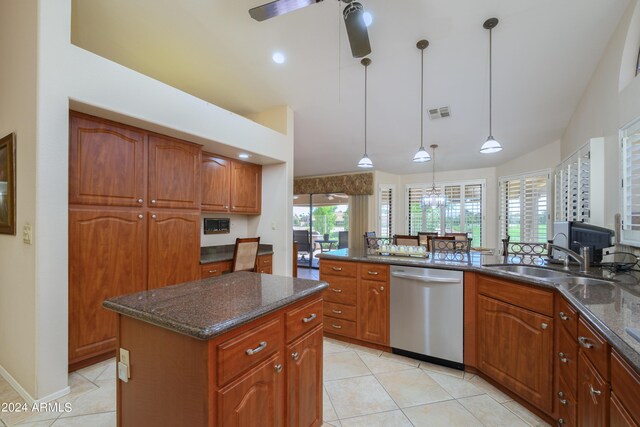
xmin=204 ymin=218 xmax=230 ymax=235
xmin=551 ymin=221 xmax=615 ymax=264
xmin=390 ymin=265 xmax=464 ymax=369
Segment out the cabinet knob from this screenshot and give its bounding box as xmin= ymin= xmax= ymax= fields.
xmin=291 ymin=352 xmax=299 ymax=361
xmin=137 ymin=198 xmax=143 ymax=204
xmin=151 ymin=214 xmax=157 ymax=219
xmin=225 ymin=206 xmax=229 ymax=209
xmin=578 ymin=336 xmax=594 ymax=349
xmin=379 ymin=286 xmax=385 ymax=291
xmin=558 ymin=352 xmax=568 ymax=363
xmin=151 ymin=199 xmax=157 ymax=204
xmin=541 ymin=323 xmax=549 ymax=330
xmin=274 ymin=364 xmax=283 ymax=373
xmin=138 ymin=214 xmax=143 ymax=219
xmin=557 ymin=418 xmax=565 ymax=426
xmin=559 ymin=311 xmax=570 ymax=321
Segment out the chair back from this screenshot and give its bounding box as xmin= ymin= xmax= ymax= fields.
xmin=417 ymin=232 xmax=438 ymax=251
xmin=232 ymin=237 xmax=260 ymax=272
xmin=293 ymin=229 xmax=310 ymax=252
xmin=501 ymin=235 xmax=548 ymax=264
xmin=338 ymin=231 xmax=349 ymax=249
xmin=445 ymin=232 xmax=470 ymax=241
xmin=393 ymin=234 xmax=419 ymax=246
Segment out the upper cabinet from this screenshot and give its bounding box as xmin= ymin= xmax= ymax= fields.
xmin=201 ymin=153 xmax=230 ymax=212
xmin=69 ymin=112 xmax=146 ymax=207
xmin=148 ymin=135 xmax=201 ymax=210
xmin=230 ymin=160 xmax=262 ymax=214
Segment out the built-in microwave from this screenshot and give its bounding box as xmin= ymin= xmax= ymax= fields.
xmin=204 ymin=218 xmax=230 ymax=234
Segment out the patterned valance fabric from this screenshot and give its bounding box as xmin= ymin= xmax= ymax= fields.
xmin=294 ymin=173 xmax=374 ymax=196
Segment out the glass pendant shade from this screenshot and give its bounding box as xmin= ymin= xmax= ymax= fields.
xmin=413 ymin=146 xmax=431 ymax=163
xmin=421 ymin=185 xmax=446 ymax=208
xmin=357 ymin=154 xmax=373 ymax=168
xmin=480 ymin=136 xmax=503 ymax=154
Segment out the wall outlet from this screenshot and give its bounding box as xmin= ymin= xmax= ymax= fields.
xmin=22 ymin=223 xmax=33 ymax=245
xmin=119 ymin=348 xmax=131 ymax=380
xmin=120 ymin=348 xmax=130 ymax=366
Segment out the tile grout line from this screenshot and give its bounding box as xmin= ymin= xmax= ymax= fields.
xmin=337 ymin=407 xmax=413 ymax=425
xmin=501 ymin=402 xmax=541 ymax=427
xmin=322 ymin=384 xmax=340 ymax=425
xmin=55 ymin=409 xmax=116 ymax=422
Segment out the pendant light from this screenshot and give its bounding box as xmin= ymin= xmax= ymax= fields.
xmin=413 ymin=40 xmax=432 ymax=163
xmin=480 ymin=17 xmax=503 ymax=154
xmin=357 ymin=57 xmax=373 ymax=168
xmin=421 ymin=144 xmax=446 ymax=208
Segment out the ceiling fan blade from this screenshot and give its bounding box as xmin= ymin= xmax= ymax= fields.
xmin=249 ymin=0 xmax=322 ymax=22
xmin=343 ymin=2 xmax=371 ymax=58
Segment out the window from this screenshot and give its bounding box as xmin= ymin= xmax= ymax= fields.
xmin=379 ymin=185 xmax=394 ymax=237
xmin=406 ymin=181 xmax=485 ymax=245
xmin=621 ymin=117 xmax=640 ymax=245
xmin=554 ymin=144 xmax=590 ymax=223
xmin=499 ymin=172 xmax=550 ymax=243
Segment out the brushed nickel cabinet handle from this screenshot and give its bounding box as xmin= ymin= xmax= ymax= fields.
xmin=368 ymin=271 xmax=379 ymax=275
xmin=559 ymin=311 xmax=570 ymax=321
xmin=292 ymin=352 xmax=299 ymax=361
xmin=330 ymin=288 xmax=343 ymax=293
xmin=245 ymin=341 xmax=267 ymax=356
xmin=332 ymin=324 xmax=342 ymax=329
xmin=302 ymin=313 xmax=317 ymax=323
xmin=557 ymin=418 xmax=565 ymax=426
xmin=541 ymin=323 xmax=549 ymax=330
xmin=557 ymin=392 xmax=568 ymax=405
xmin=274 ymin=364 xmax=283 ymax=373
xmin=332 ymin=309 xmax=343 ymax=314
xmin=558 ymin=352 xmax=568 ymax=363
xmin=578 ymin=336 xmax=594 ymax=349
xmin=331 ymin=266 xmax=343 ymax=271
xmin=589 ymin=384 xmax=601 ymax=403
xmin=208 ymin=270 xmax=218 ymax=274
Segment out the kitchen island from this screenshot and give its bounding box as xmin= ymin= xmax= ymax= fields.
xmin=103 ymin=272 xmax=327 ymax=427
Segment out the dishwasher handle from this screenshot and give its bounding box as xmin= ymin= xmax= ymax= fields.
xmin=391 ymin=271 xmax=462 ymax=284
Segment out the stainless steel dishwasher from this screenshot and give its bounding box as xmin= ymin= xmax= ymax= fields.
xmin=390 ymin=265 xmax=464 ymax=369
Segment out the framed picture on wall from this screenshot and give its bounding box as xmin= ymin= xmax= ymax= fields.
xmin=0 ymin=132 xmax=16 ymax=235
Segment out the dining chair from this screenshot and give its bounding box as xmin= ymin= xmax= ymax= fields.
xmin=417 ymin=232 xmax=438 ymax=251
xmin=231 ymin=237 xmax=260 ymax=272
xmin=393 ymin=234 xmax=420 ymax=246
xmin=445 ymin=232 xmax=470 ymax=241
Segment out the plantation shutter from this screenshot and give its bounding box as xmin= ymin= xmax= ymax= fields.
xmin=464 ymin=184 xmax=483 ymax=245
xmin=444 ymin=185 xmax=461 ymax=233
xmin=500 ymin=173 xmax=550 ymax=244
xmin=407 ymin=186 xmax=426 ymax=235
xmin=621 ymin=118 xmax=640 ymax=244
xmin=379 ymin=186 xmax=393 ymax=237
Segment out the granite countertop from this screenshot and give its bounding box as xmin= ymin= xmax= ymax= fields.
xmin=103 ymin=272 xmax=327 ymax=340
xmin=200 ymin=244 xmax=274 ymax=264
xmin=318 ymin=248 xmax=640 ymax=373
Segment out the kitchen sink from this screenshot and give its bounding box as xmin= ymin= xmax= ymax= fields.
xmin=485 ymin=264 xmax=572 ymax=279
xmin=552 ymin=276 xmax=616 ymax=286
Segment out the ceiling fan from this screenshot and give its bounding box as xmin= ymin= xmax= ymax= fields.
xmin=249 ymin=0 xmax=372 ymax=58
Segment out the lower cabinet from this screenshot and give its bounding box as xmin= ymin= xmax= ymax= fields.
xmin=578 ymin=351 xmax=609 ymax=427
xmin=287 ymin=327 xmax=323 ymax=427
xmin=358 ymin=279 xmax=389 ymax=345
xmin=477 ymin=294 xmax=553 ymax=413
xmin=218 ymin=353 xmax=285 ymax=427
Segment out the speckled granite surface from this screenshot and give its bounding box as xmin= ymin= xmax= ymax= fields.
xmin=200 ymin=244 xmax=273 ymax=264
xmin=103 ymin=272 xmax=327 ymax=340
xmin=319 ymin=249 xmax=640 ymax=373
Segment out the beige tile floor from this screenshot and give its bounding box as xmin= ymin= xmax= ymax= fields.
xmin=0 ymin=338 xmax=550 ymax=426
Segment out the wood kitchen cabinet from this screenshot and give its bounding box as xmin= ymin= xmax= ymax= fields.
xmin=258 ymin=254 xmax=273 ymax=274
xmin=68 ymin=208 xmax=146 ymax=369
xmin=287 ymin=327 xmax=323 ymax=427
xmin=477 ymin=276 xmax=554 ymax=413
xmin=358 ymin=263 xmax=389 ymax=346
xmin=201 ymin=153 xmax=230 ymax=212
xmin=148 ymin=134 xmax=201 ymax=210
xmin=611 ymin=351 xmax=640 ymax=426
xmin=578 ymin=351 xmax=609 ymax=427
xmin=69 ymin=112 xmax=146 ymax=207
xmin=230 ymin=160 xmax=262 ymax=214
xmin=147 ymin=211 xmax=200 ymax=290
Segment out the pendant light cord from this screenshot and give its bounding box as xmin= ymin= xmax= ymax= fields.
xmin=489 ymin=28 xmax=493 ymax=137
xmin=432 ymin=146 xmax=436 ymax=187
xmin=420 ymin=47 xmax=424 ymax=149
xmin=364 ymin=61 xmax=368 ymax=155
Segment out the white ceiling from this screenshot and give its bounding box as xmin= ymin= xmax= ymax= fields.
xmin=71 ymin=0 xmax=629 ymax=176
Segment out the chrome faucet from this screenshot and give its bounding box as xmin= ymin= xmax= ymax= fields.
xmin=547 ymin=243 xmax=589 ymax=273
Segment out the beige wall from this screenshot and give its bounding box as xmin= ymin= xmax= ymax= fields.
xmin=0 ymin=0 xmax=38 ymax=400
xmin=0 ymin=0 xmax=294 ymax=402
xmin=561 ymin=0 xmax=640 ymax=232
xmin=496 ymin=140 xmax=561 ymax=179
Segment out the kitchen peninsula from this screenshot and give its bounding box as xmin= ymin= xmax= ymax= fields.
xmin=103 ymin=272 xmax=327 ymax=427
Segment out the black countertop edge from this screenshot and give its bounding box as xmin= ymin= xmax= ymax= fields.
xmin=318 ymin=250 xmax=640 ymax=373
xmin=200 ymin=249 xmax=274 ymax=265
xmin=103 ymin=277 xmax=327 ymax=341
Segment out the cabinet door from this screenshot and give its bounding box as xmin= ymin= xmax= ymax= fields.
xmin=148 ymin=135 xmax=201 ymax=209
xmin=578 ymin=351 xmax=609 ymax=427
xmin=611 ymin=393 xmax=638 ymax=427
xmin=219 ymin=353 xmax=284 ymax=427
xmin=148 ymin=211 xmax=200 ymax=289
xmin=201 ymin=153 xmax=230 ymax=212
xmin=69 ymin=113 xmax=145 ymax=207
xmin=477 ymin=295 xmax=553 ymax=413
xmin=69 ymin=208 xmax=146 ymax=367
xmin=287 ymin=327 xmax=323 ymax=427
xmin=230 ymin=160 xmax=262 ymax=214
xmin=358 ymin=279 xmax=389 ymax=345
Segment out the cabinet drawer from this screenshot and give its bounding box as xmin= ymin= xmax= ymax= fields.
xmin=324 ymin=301 xmax=356 ymax=321
xmin=558 ymin=322 xmax=579 ymax=392
xmin=322 ymin=276 xmax=357 ymax=305
xmin=557 ymin=297 xmax=578 ymax=338
xmin=578 ymin=318 xmax=609 ymax=379
xmin=200 ymin=261 xmax=231 ymax=279
xmin=258 ymin=266 xmax=272 ymax=274
xmin=258 ymin=254 xmax=272 ymax=266
xmin=477 ymin=275 xmax=554 ymax=316
xmin=612 ymin=351 xmax=640 ymax=425
xmin=557 ymin=376 xmax=578 ymax=427
xmin=217 ymin=318 xmax=282 ymax=386
xmin=358 ymin=263 xmax=388 ymax=282
xmin=324 ymin=317 xmax=357 ymax=338
xmin=286 ymin=298 xmax=323 ymax=343
xmin=320 ymin=260 xmax=357 ymax=278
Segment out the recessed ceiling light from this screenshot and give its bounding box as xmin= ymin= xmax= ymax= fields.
xmin=363 ymin=11 xmax=373 ymax=27
xmin=272 ymin=52 xmax=286 ymax=64
xmin=238 ymin=153 xmax=250 ymax=159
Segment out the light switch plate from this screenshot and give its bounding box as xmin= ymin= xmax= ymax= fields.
xmin=117 ymin=362 xmax=129 ymax=383
xmin=120 ymin=348 xmax=130 ymax=366
xmin=22 ymin=223 xmax=33 ymax=245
